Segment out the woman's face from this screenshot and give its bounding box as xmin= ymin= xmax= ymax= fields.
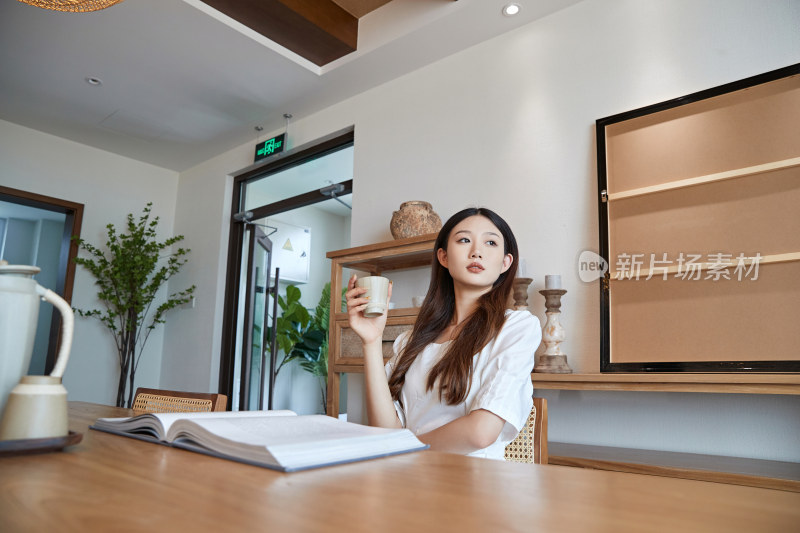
xmin=437 ymin=215 xmax=513 ymax=291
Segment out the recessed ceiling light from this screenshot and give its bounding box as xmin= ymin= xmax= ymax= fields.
xmin=502 ymin=3 xmax=521 ymax=16
xmin=85 ymin=77 xmax=103 ymax=86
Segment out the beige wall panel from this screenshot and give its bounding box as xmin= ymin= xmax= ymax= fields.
xmin=605 ymin=75 xmax=800 ymax=194
xmin=608 ymin=166 xmax=800 ymax=264
xmin=609 ymin=262 xmax=799 ymax=363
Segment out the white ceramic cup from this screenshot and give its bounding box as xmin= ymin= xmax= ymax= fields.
xmin=356 ymin=276 xmax=390 ymax=318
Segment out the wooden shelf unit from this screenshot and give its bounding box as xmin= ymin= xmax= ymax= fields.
xmin=549 ymin=442 xmax=800 ymax=492
xmin=530 ymin=373 xmax=800 ymax=395
xmin=326 ymin=233 xmax=438 ymax=417
xmin=597 ymin=66 xmax=800 ymax=372
xmin=537 ymin=375 xmax=800 ymax=490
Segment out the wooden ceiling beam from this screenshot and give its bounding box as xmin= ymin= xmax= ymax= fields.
xmin=331 ymin=0 xmax=392 ymax=18
xmin=202 ymin=0 xmax=358 ymax=66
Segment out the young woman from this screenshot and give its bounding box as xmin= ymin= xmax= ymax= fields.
xmin=346 ymin=207 xmax=541 ymax=459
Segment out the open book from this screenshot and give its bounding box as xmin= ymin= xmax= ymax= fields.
xmin=90 ymin=410 xmax=427 ymax=472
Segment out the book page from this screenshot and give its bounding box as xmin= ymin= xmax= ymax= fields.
xmin=92 ymin=414 xmax=167 ymax=440
xmin=168 ymin=415 xmax=426 ymax=470
xmin=167 ymin=415 xmax=397 ymax=445
xmin=94 ymin=409 xmax=296 ymax=440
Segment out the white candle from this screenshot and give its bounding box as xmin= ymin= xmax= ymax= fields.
xmin=517 ymin=258 xmax=528 ymax=278
xmin=545 ymin=275 xmax=561 ymax=289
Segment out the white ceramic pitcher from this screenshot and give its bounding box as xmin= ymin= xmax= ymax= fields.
xmin=0 ymin=260 xmax=73 ymax=440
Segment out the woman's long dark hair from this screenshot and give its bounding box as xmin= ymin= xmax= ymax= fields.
xmin=387 ymin=207 xmax=519 ymax=405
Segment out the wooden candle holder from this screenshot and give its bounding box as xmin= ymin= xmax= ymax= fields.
xmin=535 ymin=289 xmax=573 ymax=374
xmin=512 ymin=277 xmax=533 ymax=310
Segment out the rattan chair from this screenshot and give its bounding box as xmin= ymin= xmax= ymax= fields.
xmin=132 ymin=387 xmax=228 ymax=413
xmin=504 ymin=397 xmax=548 ymax=464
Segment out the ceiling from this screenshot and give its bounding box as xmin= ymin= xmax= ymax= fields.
xmin=0 ymin=0 xmax=583 ymax=172
xmin=198 ymin=0 xmax=395 ymax=66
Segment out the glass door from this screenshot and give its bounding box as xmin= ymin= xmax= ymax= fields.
xmin=235 ymin=225 xmax=278 ymax=410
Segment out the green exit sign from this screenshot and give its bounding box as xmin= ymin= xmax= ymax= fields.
xmin=254 ymin=133 xmax=285 ymax=162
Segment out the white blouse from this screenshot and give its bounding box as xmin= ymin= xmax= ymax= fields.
xmin=385 ymin=309 xmax=541 ymax=460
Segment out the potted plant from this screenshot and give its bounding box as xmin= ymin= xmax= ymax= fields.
xmin=268 ymin=283 xmax=339 ymax=411
xmin=72 ymin=203 xmax=195 ymax=408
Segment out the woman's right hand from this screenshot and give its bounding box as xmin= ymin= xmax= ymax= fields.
xmin=345 ymin=274 xmax=392 ymax=346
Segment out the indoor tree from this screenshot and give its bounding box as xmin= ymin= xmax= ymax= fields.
xmin=72 ymin=203 xmax=195 ymax=408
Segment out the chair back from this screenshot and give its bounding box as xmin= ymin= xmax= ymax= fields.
xmin=132 ymin=387 xmax=228 ymax=413
xmin=504 ymin=397 xmax=548 ymax=464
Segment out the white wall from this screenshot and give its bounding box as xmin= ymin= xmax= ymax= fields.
xmin=159 ymin=144 xmax=244 ymax=393
xmin=8 ymin=0 xmax=793 ymax=459
xmin=166 ymin=0 xmax=800 ymax=461
xmin=356 ymin=0 xmax=799 ymax=462
xmin=0 ymin=0 xmax=800 ymax=462
xmin=0 ymin=119 xmax=180 ymax=405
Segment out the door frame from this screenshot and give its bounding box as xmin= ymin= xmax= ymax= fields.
xmin=218 ymin=129 xmax=354 ymax=402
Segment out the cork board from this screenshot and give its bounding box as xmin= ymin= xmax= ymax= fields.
xmin=596 ymin=64 xmax=800 ymax=372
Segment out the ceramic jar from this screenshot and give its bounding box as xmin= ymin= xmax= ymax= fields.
xmin=389 ymin=201 xmax=442 ymax=239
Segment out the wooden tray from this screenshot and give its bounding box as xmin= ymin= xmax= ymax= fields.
xmin=0 ymin=431 xmax=83 ymax=456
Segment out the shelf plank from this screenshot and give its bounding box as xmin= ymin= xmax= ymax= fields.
xmin=334 ymin=249 xmax=434 ymax=273
xmin=531 ymin=373 xmax=800 ymax=395
xmin=327 ymin=233 xmax=437 ymax=258
xmin=607 ymin=156 xmax=800 ymax=201
xmin=549 ymin=442 xmax=800 ymax=492
xmin=609 ymin=252 xmax=799 ymax=281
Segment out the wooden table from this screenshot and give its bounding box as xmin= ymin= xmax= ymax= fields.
xmin=1 ymin=402 xmax=799 ymax=532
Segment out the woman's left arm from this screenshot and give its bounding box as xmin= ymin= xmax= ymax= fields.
xmin=416 ymin=409 xmax=505 ymax=453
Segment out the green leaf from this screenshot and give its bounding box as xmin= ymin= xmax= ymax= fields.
xmin=285 ymin=284 xmax=301 ymax=304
